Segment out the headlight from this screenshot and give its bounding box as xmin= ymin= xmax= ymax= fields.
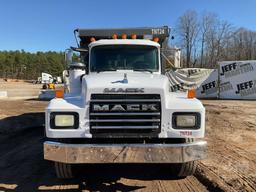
xmin=50 ymin=112 xmax=79 ymax=129
xmin=55 ymin=115 xmax=74 ymax=127
xmin=172 ymin=112 xmax=200 ymax=129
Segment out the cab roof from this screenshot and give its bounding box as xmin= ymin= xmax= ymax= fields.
xmin=88 ymin=39 xmax=161 ymax=48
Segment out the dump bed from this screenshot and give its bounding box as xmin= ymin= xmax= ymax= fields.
xmin=75 ymin=26 xmax=170 ymax=48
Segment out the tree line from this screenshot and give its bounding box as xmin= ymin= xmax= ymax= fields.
xmin=0 ymin=50 xmax=65 ymax=80
xmin=175 ymin=10 xmax=256 ymax=68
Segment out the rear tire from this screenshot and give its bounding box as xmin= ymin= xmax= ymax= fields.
xmin=54 ymin=162 xmax=74 ymax=179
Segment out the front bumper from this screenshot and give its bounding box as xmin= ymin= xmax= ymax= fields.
xmin=44 ymin=140 xmax=207 ymax=164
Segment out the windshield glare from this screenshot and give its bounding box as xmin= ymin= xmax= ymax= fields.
xmin=90 ymin=45 xmax=159 ymax=72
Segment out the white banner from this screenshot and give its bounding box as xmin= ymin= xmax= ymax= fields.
xmin=166 ymin=68 xmax=214 ymax=92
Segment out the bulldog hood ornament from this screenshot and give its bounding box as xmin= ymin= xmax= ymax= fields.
xmin=111 ymin=73 xmax=128 ymax=84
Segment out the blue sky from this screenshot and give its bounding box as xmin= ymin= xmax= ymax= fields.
xmin=1 ymin=0 xmax=256 ymax=52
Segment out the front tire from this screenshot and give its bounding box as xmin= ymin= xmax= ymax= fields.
xmin=54 ymin=162 xmax=74 ymax=179
xmin=177 ymin=161 xmax=197 ymax=177
xmin=175 ymin=138 xmax=197 ymax=177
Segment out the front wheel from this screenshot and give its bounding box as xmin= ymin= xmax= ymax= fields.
xmin=54 ymin=162 xmax=74 ymax=179
xmin=177 ymin=161 xmax=197 ymax=177
xmin=174 ymin=138 xmax=197 ymax=177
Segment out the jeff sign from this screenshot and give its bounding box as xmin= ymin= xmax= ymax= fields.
xmin=219 ymin=61 xmax=256 ymax=99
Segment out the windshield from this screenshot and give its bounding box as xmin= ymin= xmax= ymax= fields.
xmin=90 ymin=45 xmax=159 ymax=72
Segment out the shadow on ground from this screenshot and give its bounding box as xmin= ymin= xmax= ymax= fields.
xmin=0 ymin=113 xmax=183 ymax=192
xmin=1 ymin=163 xmax=183 ymax=191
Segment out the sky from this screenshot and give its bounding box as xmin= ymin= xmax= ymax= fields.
xmin=1 ymin=0 xmax=256 ymax=52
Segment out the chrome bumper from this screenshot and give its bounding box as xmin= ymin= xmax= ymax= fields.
xmin=44 ymin=141 xmax=207 ymax=164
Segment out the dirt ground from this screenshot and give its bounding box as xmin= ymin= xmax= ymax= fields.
xmin=0 ymin=98 xmax=255 ymax=192
xmin=0 ymin=81 xmax=42 ymax=98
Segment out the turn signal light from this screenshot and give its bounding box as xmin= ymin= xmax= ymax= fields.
xmin=55 ymin=89 xmax=64 ymax=98
xmin=121 ymin=33 xmax=127 ymax=39
xmin=187 ymin=89 xmax=196 ymax=99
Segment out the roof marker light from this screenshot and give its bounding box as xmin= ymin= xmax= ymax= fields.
xmin=121 ymin=34 xmax=127 ymax=39
xmin=131 ymin=34 xmax=137 ymax=39
xmin=112 ymin=34 xmax=118 ymax=39
xmin=153 ymin=37 xmax=159 ymax=42
xmin=90 ymin=37 xmax=96 ymax=42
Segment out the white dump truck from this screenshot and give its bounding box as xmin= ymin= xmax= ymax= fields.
xmin=44 ymin=26 xmax=207 ymax=178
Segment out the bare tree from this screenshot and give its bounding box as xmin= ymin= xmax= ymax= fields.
xmin=204 ymin=18 xmax=233 ymax=67
xmin=199 ymin=12 xmax=217 ymax=67
xmin=231 ymin=28 xmax=256 ymax=60
xmin=176 ymin=10 xmax=199 ymax=68
xmin=175 ymin=10 xmax=256 ymax=69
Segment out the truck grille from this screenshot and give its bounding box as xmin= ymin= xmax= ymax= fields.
xmin=89 ymin=94 xmax=161 ymax=136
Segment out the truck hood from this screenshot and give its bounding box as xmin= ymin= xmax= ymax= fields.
xmin=82 ymin=72 xmax=169 ymax=97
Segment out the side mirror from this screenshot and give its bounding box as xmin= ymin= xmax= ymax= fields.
xmin=65 ymin=49 xmax=73 ymax=65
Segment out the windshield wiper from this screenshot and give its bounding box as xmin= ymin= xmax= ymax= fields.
xmin=133 ymin=69 xmax=153 ymax=73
